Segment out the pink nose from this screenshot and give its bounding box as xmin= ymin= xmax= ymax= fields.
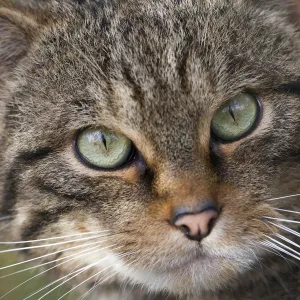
xmin=174 ymin=208 xmax=219 ymax=241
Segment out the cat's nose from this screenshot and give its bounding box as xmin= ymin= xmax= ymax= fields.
xmin=172 ymin=203 xmax=219 ymax=242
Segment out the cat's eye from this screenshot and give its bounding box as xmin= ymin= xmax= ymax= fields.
xmin=75 ymin=127 xmax=135 ymax=169
xmin=211 ymin=93 xmax=261 ymax=142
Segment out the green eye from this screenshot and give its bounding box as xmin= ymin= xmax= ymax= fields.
xmin=211 ymin=93 xmax=261 ymax=142
xmin=75 ymin=128 xmax=134 ymax=169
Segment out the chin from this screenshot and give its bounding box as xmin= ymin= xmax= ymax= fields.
xmin=116 ymin=250 xmax=257 ymax=297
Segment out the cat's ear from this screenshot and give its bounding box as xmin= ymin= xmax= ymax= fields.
xmin=0 ymin=3 xmax=39 ymax=79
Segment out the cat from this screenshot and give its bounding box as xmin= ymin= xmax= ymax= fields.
xmin=1 ymin=0 xmax=300 ymax=299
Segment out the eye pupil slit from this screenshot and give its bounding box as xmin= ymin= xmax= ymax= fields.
xmin=229 ymin=105 xmax=236 ymax=122
xmin=101 ymin=133 xmax=107 ymax=150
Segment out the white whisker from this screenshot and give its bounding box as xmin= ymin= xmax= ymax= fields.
xmin=257 ymin=241 xmax=293 ymax=266
xmin=0 ymin=239 xmax=111 ymax=271
xmin=0 ymin=243 xmax=105 ymax=279
xmin=0 ymin=216 xmax=11 ymax=221
xmin=261 ymin=241 xmax=300 ymax=261
xmin=276 ymin=234 xmax=300 ymax=250
xmin=79 ymin=269 xmax=120 ymax=300
xmin=0 ymin=221 xmax=13 ymax=232
xmin=38 ymin=251 xmax=134 ymax=300
xmin=264 ymin=235 xmax=300 ymax=258
xmin=273 ymin=208 xmax=300 ymax=215
xmin=0 ymin=233 xmax=113 ymax=254
xmin=56 ymin=251 xmax=138 ymax=300
xmin=268 ymin=222 xmax=300 ymax=238
xmin=79 ymin=255 xmax=139 ymax=300
xmin=263 ymin=216 xmax=300 ymax=224
xmin=265 ymin=194 xmax=300 ymax=201
xmin=23 ymin=263 xmax=94 ymax=300
xmin=255 ymin=241 xmax=286 ymax=259
xmin=22 ymin=245 xmax=122 ymax=300
xmin=0 ymin=230 xmax=111 ymax=245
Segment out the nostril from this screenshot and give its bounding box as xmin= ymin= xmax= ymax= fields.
xmin=178 ymin=224 xmax=190 ymax=236
xmin=207 ymin=214 xmax=217 ymax=232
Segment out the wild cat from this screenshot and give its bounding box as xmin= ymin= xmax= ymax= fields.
xmin=1 ymin=0 xmax=300 ymax=299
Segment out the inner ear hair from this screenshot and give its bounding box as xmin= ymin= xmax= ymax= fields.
xmin=0 ymin=3 xmax=40 ymax=81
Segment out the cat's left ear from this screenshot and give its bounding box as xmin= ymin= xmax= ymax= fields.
xmin=0 ymin=3 xmax=40 ymax=80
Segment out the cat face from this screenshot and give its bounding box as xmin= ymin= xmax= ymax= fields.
xmin=1 ymin=0 xmax=300 ymax=297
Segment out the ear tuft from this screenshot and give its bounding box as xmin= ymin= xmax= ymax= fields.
xmin=0 ymin=5 xmax=38 ymax=81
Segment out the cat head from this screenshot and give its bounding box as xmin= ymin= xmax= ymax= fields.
xmin=1 ymin=0 xmax=300 ymax=297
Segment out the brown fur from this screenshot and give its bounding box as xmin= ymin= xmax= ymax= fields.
xmin=1 ymin=0 xmax=300 ymax=299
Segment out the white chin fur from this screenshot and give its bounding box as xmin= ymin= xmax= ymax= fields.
xmin=112 ymin=253 xmax=255 ymax=296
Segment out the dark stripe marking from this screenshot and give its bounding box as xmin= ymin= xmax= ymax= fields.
xmin=279 ymin=82 xmax=300 ymax=95
xmin=2 ymin=148 xmax=51 ymax=215
xmin=21 ymin=206 xmax=74 ymax=241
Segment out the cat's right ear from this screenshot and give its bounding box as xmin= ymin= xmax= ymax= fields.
xmin=0 ymin=4 xmax=39 ymax=79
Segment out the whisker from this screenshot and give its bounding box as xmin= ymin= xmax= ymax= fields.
xmin=276 ymin=234 xmax=300 ymax=250
xmin=0 ymin=221 xmax=13 ymax=232
xmin=0 ymin=233 xmax=113 ymax=254
xmin=268 ymin=222 xmax=300 ymax=238
xmin=255 ymin=241 xmax=294 ymax=268
xmin=0 ymin=244 xmax=119 ymax=300
xmin=22 ymin=263 xmax=94 ymax=300
xmin=263 ymin=216 xmax=300 ymax=224
xmin=264 ymin=235 xmax=300 ymax=258
xmin=0 ymin=230 xmax=111 ymax=245
xmin=0 ymin=239 xmax=113 ymax=271
xmin=265 ymin=193 xmax=300 ymax=202
xmin=255 ymin=241 xmax=287 ymax=259
xmin=273 ymin=208 xmax=300 ymax=215
xmin=0 ymin=243 xmax=105 ymax=279
xmin=56 ymin=251 xmax=138 ymax=300
xmin=79 ymin=255 xmax=139 ymax=300
xmin=261 ymin=241 xmax=300 ymax=261
xmin=38 ymin=251 xmax=135 ymax=300
xmin=21 ymin=245 xmax=122 ymax=300
xmin=0 ymin=216 xmax=11 ymax=221
xmin=79 ymin=269 xmax=120 ymax=300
